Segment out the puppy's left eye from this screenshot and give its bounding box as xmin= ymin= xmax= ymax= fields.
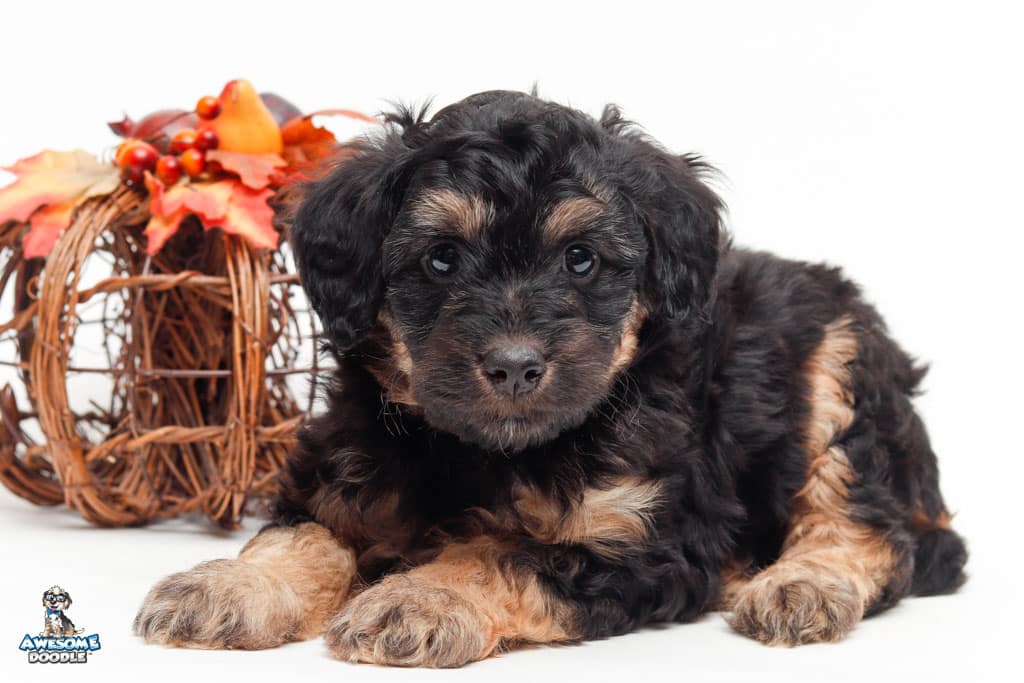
xmin=564 ymin=245 xmax=597 ymax=277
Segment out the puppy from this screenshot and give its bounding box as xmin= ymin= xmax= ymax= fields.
xmin=42 ymin=586 xmax=79 ymax=638
xmin=134 ymin=90 xmax=967 ymax=666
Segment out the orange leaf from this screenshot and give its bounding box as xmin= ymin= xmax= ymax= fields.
xmin=23 ymin=200 xmax=77 ymax=258
xmin=143 ymin=173 xmax=229 ymax=254
xmin=143 ymin=177 xmax=277 ymax=253
xmin=145 ymin=173 xmax=227 ymax=223
xmin=0 ymin=150 xmax=119 ymax=225
xmin=196 ymin=179 xmax=278 ymax=250
xmin=143 ymin=208 xmax=187 ymax=255
xmin=281 ymin=116 xmax=337 ymax=168
xmin=205 ymin=150 xmax=285 ymax=190
xmin=281 ymin=109 xmax=377 ymax=172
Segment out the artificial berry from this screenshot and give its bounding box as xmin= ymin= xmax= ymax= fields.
xmin=170 ymin=129 xmax=198 ymax=154
xmin=179 ymin=148 xmax=206 ymax=177
xmin=194 ymin=128 xmax=219 ymax=151
xmin=116 ymin=140 xmax=159 ymax=170
xmin=121 ymin=165 xmax=145 ymax=186
xmin=128 ymin=146 xmax=159 ymax=171
xmin=155 ymin=155 xmax=183 ymax=185
xmin=195 ymin=96 xmax=221 ymax=120
xmin=114 ymin=140 xmax=133 ymax=166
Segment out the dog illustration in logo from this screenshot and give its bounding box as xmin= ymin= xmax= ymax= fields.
xmin=42 ymin=586 xmax=81 ymax=638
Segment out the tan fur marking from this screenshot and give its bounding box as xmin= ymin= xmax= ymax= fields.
xmin=364 ymin=312 xmax=419 ymax=407
xmin=326 ymin=537 xmax=576 ymax=667
xmin=718 ymin=562 xmax=754 ymax=610
xmin=542 ymin=196 xmax=606 ymax=243
xmin=411 ymin=189 xmax=494 ymax=239
xmin=729 ymin=317 xmax=899 ymax=646
xmin=307 ymin=488 xmax=411 ymax=567
xmin=512 ymin=476 xmax=662 ymax=558
xmin=608 ymin=300 xmax=647 ymax=377
xmin=912 ymin=507 xmax=952 ymax=531
xmin=133 ymin=523 xmax=356 ymax=649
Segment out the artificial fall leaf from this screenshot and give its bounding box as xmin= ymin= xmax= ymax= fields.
xmin=281 ymin=109 xmax=377 ymax=169
xmin=22 ymin=200 xmax=76 ymax=258
xmin=0 ymin=150 xmax=119 ymax=224
xmin=143 ymin=207 xmax=186 ymax=255
xmin=145 ymin=173 xmax=226 ymax=221
xmin=107 ymin=114 xmax=134 ymax=137
xmin=281 ymin=116 xmax=336 ymax=168
xmin=205 ymin=150 xmax=285 ymax=190
xmin=198 ymin=179 xmax=278 ymax=250
xmin=143 ymin=174 xmax=277 ymax=254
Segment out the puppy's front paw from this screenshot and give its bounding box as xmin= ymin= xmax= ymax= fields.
xmin=133 ymin=559 xmax=305 ymax=649
xmin=727 ymin=562 xmax=864 ymax=646
xmin=325 ymin=576 xmax=495 ymax=667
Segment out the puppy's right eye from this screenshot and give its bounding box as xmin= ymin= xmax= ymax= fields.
xmin=424 ymin=243 xmax=460 ymax=279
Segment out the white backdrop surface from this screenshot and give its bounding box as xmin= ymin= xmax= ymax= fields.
xmin=1 ymin=1 xmax=1021 ymax=681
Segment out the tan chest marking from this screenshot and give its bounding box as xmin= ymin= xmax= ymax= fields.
xmin=510 ymin=476 xmax=663 ymax=558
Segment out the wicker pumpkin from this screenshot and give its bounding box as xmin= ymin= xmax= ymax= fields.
xmin=0 ymin=188 xmax=322 ymax=527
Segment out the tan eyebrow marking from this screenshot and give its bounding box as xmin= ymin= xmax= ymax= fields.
xmin=410 ymin=189 xmax=494 ymax=239
xmin=542 ymin=196 xmax=607 ymax=244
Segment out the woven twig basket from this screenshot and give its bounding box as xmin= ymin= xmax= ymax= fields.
xmin=0 ymin=188 xmax=320 ymax=527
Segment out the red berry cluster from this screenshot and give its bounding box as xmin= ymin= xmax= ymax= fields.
xmin=116 ymin=96 xmax=222 ymax=186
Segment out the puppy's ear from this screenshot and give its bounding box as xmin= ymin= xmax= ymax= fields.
xmin=602 ymin=106 xmax=722 ymax=319
xmin=290 ymin=134 xmax=411 ymax=351
xmin=629 ymin=147 xmax=723 ymax=322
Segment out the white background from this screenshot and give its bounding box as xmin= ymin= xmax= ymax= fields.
xmin=1 ymin=1 xmax=1022 ymax=681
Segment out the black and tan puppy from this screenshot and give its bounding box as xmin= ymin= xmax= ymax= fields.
xmin=43 ymin=586 xmax=79 ymax=638
xmin=134 ymin=90 xmax=967 ymax=666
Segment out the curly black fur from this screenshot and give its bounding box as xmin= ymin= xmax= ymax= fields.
xmin=275 ymin=90 xmax=966 ymax=647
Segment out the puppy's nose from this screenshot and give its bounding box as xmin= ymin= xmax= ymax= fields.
xmin=483 ymin=345 xmax=546 ymax=398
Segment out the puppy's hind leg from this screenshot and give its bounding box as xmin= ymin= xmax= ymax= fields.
xmin=134 ymin=522 xmax=356 ymax=649
xmin=728 ymin=318 xmax=915 ymax=645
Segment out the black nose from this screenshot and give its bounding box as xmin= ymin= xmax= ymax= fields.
xmin=482 ymin=345 xmax=546 ymax=398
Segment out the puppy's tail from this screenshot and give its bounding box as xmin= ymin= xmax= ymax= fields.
xmin=911 ymin=525 xmax=968 ymax=596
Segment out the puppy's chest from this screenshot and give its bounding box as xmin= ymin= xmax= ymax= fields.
xmin=416 ymin=467 xmax=665 ymax=559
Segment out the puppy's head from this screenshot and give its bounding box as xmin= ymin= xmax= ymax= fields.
xmin=293 ymin=91 xmax=721 ymax=451
xmin=43 ymin=586 xmax=71 ymax=611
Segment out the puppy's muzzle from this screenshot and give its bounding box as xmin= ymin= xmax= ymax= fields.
xmin=482 ymin=344 xmax=546 ymax=399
